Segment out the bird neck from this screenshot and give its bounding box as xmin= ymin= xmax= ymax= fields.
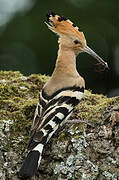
xmin=53 ymin=44 xmax=78 ymax=77
xmin=44 ymin=43 xmax=85 ymax=95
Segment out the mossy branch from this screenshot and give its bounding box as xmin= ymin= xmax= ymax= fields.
xmin=0 ymin=71 xmax=119 ymax=180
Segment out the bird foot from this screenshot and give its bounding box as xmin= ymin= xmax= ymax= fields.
xmin=67 ymin=119 xmax=91 ymax=126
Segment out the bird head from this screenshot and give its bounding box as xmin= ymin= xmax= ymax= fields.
xmin=45 ymin=12 xmax=108 ymax=69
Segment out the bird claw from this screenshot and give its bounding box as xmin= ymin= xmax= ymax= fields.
xmin=67 ymin=119 xmax=92 ymax=126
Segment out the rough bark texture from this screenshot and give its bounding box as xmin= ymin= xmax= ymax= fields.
xmin=0 ymin=71 xmax=119 ymax=180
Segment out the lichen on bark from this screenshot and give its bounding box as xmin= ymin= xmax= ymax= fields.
xmin=0 ymin=71 xmax=119 ymax=180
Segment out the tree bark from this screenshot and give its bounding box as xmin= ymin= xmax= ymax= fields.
xmin=0 ymin=71 xmax=119 ymax=180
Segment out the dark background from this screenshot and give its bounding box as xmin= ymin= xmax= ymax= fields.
xmin=0 ymin=0 xmax=119 ymax=97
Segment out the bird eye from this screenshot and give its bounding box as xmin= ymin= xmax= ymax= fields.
xmin=73 ymin=40 xmax=79 ymax=44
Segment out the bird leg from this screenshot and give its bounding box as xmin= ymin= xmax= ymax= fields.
xmin=67 ymin=119 xmax=91 ymax=126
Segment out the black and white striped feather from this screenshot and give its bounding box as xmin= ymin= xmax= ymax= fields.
xmin=19 ymin=86 xmax=84 ymax=178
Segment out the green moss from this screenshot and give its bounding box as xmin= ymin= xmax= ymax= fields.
xmin=59 ymin=91 xmax=119 ymax=141
xmin=75 ymin=90 xmax=119 ymax=123
xmin=0 ymin=71 xmax=22 ymax=80
xmin=0 ymin=71 xmax=49 ymax=152
xmin=0 ymin=71 xmax=119 ymax=153
xmin=0 ymin=71 xmax=119 ymax=179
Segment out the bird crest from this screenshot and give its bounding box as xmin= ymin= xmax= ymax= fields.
xmin=45 ymin=12 xmax=108 ymax=69
xmin=45 ymin=12 xmax=85 ymax=42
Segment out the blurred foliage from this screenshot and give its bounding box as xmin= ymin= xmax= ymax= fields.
xmin=0 ymin=0 xmax=119 ymax=97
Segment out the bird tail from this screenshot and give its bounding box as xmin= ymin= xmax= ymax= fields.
xmin=19 ymin=143 xmax=44 ymax=178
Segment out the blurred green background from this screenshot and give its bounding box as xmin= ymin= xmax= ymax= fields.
xmin=0 ymin=0 xmax=119 ymax=97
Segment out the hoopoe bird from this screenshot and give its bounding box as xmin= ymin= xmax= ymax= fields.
xmin=19 ymin=12 xmax=108 ymax=178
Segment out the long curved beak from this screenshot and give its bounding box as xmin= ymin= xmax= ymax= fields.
xmin=83 ymin=45 xmax=109 ymax=69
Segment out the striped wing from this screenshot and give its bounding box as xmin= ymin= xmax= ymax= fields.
xmin=29 ymin=91 xmax=48 ymax=139
xmin=28 ymin=86 xmax=84 ymax=150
